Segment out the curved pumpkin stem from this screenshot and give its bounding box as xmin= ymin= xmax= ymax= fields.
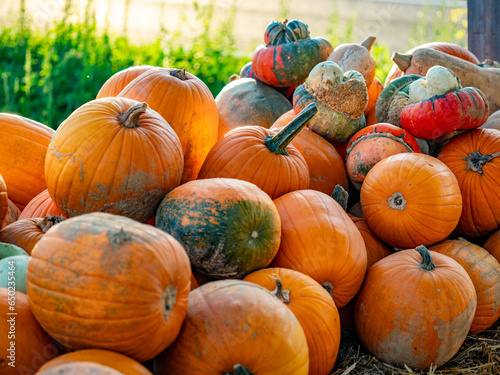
xmin=271 ymin=278 xmax=291 ymax=304
xmin=464 ymin=150 xmax=500 ymax=175
xmin=361 ymin=36 xmax=376 ymax=51
xmin=417 ymin=245 xmax=435 ymax=271
xmin=119 ymin=102 xmax=148 ymax=129
xmin=331 ymin=184 xmax=349 ymax=211
xmin=265 ymin=102 xmax=317 ymax=155
xmin=37 ymin=215 xmax=65 ymax=233
xmin=225 ymin=365 xmax=254 ymax=375
xmin=392 ymin=52 xmax=412 ymax=72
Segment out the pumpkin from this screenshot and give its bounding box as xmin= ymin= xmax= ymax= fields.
xmin=271 ymin=189 xmax=367 ymax=308
xmin=44 ymin=98 xmax=183 ymax=223
xmin=37 ymin=363 xmax=124 ymax=375
xmin=0 ymin=255 xmax=30 ymax=293
xmin=360 ymin=153 xmax=462 ymax=249
xmin=365 ymin=77 xmax=384 ymax=116
xmin=243 ymin=268 xmax=341 ymax=375
xmin=392 ymin=48 xmax=500 ymax=113
xmin=0 ymin=215 xmax=64 ymax=255
xmin=37 ymin=349 xmax=153 ymax=375
xmin=271 ymin=110 xmax=348 ymax=195
xmin=0 ymin=242 xmax=29 ymax=258
xmin=3 ymin=199 xmax=21 ymax=227
xmin=155 ymin=178 xmax=281 ymax=279
xmin=0 ymin=174 xmax=7 ymax=230
xmin=197 ymin=103 xmax=315 ymax=199
xmin=18 ymin=189 xmax=67 ymax=220
xmin=400 ymin=66 xmax=489 ymax=140
xmin=117 ymin=67 xmax=219 ymax=182
xmin=484 ymin=228 xmax=500 ymax=264
xmin=96 ymin=65 xmax=155 ymax=98
xmin=215 ymin=76 xmax=292 ymax=139
xmin=251 ymin=19 xmax=332 ymax=88
xmin=0 ymin=114 xmax=55 ymax=210
xmin=154 ymin=280 xmax=309 ymax=374
xmin=437 ymin=129 xmax=500 ymax=237
xmin=345 ymin=123 xmax=421 ymax=189
xmin=327 ymin=36 xmax=377 ymax=89
xmin=354 ymin=245 xmax=477 ymax=370
xmin=293 ymin=61 xmax=368 ymax=143
xmin=0 ymin=289 xmax=60 ymax=374
xmin=26 ymin=212 xmax=191 ymax=362
xmin=429 ymin=238 xmax=500 ymax=332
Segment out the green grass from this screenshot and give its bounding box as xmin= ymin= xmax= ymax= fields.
xmin=0 ymin=0 xmax=467 ymax=129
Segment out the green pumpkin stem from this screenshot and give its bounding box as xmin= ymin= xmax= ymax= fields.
xmin=392 ymin=52 xmax=412 ymax=72
xmin=331 ymin=185 xmax=349 ymax=211
xmin=170 ymin=68 xmax=187 ymax=80
xmin=361 ymin=36 xmax=376 ymax=51
xmin=265 ymin=102 xmax=317 ymax=155
xmin=464 ymin=150 xmax=500 ymax=175
xmin=224 ymin=365 xmax=254 ymax=375
xmin=271 ymin=278 xmax=291 ymax=304
xmin=119 ymin=102 xmax=148 ymax=129
xmin=417 ymin=245 xmax=435 ymax=271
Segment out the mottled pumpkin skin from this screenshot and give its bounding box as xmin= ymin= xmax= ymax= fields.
xmin=0 ymin=114 xmax=55 ymax=210
xmin=244 ymin=267 xmax=341 ymax=375
xmin=355 ymin=248 xmax=477 ymax=370
xmin=156 ymin=178 xmax=281 ymax=279
xmin=438 ymin=129 xmax=500 ymax=237
xmin=430 ymin=238 xmax=500 ymax=332
xmin=360 ymin=153 xmax=462 ymax=249
xmin=19 ymin=189 xmax=67 ymax=220
xmin=272 ymin=189 xmax=367 ymax=308
xmin=0 ymin=290 xmax=60 ymax=374
xmin=26 ymin=212 xmax=191 ymax=362
xmin=154 ymin=280 xmax=309 ymax=375
xmin=38 ymin=349 xmax=153 ymax=375
xmin=96 ymin=65 xmax=155 ymax=98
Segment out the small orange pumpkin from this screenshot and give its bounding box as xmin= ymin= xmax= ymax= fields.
xmin=96 ymin=65 xmax=156 ymax=98
xmin=19 ymin=189 xmax=67 ymax=220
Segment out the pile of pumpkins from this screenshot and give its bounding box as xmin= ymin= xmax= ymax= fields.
xmin=2 ymin=17 xmax=500 ymax=375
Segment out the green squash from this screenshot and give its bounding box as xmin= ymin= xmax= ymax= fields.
xmin=0 ymin=255 xmax=30 ymax=293
xmin=0 ymin=242 xmax=29 ymax=259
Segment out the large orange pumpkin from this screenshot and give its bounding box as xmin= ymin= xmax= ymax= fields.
xmin=360 ymin=153 xmax=463 ymax=249
xmin=0 ymin=114 xmax=55 ymax=210
xmin=44 ymin=97 xmax=183 ymax=222
xmin=117 ymin=67 xmax=219 ymax=182
xmin=243 ymin=268 xmax=341 ymax=375
xmin=271 ymin=189 xmax=367 ymax=308
xmin=96 ymin=65 xmax=155 ymax=98
xmin=355 ymin=246 xmax=477 ymax=370
xmin=26 ymin=212 xmax=191 ymax=362
xmin=37 ymin=349 xmax=152 ymax=375
xmin=0 ymin=290 xmax=60 ymax=374
xmin=19 ymin=189 xmax=66 ymax=220
xmin=154 ymin=280 xmax=309 ymax=374
xmin=198 ymin=104 xmax=316 ymax=199
xmin=430 ymin=238 xmax=500 ymax=332
xmin=438 ymin=129 xmax=500 ymax=237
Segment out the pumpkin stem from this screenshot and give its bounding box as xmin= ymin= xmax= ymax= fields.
xmin=162 ymin=284 xmax=178 ymax=322
xmin=229 ymin=74 xmax=241 ymax=82
xmin=225 ymin=365 xmax=253 ymax=375
xmin=416 ymin=245 xmax=435 ymax=271
xmin=322 ymin=281 xmax=334 ymax=295
xmin=392 ymin=52 xmax=412 ymax=72
xmin=37 ymin=215 xmax=65 ymax=233
xmin=170 ymin=68 xmax=187 ymax=80
xmin=271 ymin=278 xmax=291 ymax=304
xmin=464 ymin=150 xmax=500 ymax=175
xmin=331 ymin=184 xmax=349 ymax=211
xmin=265 ymin=102 xmax=317 ymax=155
xmin=361 ymin=36 xmax=376 ymax=51
xmin=388 ymin=192 xmax=406 ymax=211
xmin=119 ymin=102 xmax=148 ymax=129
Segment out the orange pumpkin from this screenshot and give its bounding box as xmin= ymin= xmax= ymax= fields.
xmin=198 ymin=104 xmax=316 ymax=199
xmin=438 ymin=129 xmax=500 ymax=237
xmin=37 ymin=363 xmax=124 ymax=375
xmin=0 ymin=215 xmax=64 ymax=254
xmin=154 ymin=280 xmax=309 ymax=374
xmin=355 ymin=246 xmax=477 ymax=370
xmin=243 ymin=268 xmax=341 ymax=375
xmin=271 ymin=189 xmax=367 ymax=308
xmin=19 ymin=189 xmax=67 ymax=220
xmin=483 ymin=228 xmax=500 ymax=264
xmin=117 ymin=67 xmax=219 ymax=182
xmin=271 ymin=109 xmax=348 ymax=194
xmin=3 ymin=199 xmax=21 ymax=227
xmin=360 ymin=153 xmax=462 ymax=249
xmin=0 ymin=174 xmax=7 ymax=229
xmin=96 ymin=65 xmax=155 ymax=98
xmin=26 ymin=212 xmax=191 ymax=362
xmin=0 ymin=114 xmax=55 ymax=210
xmin=37 ymin=349 xmax=153 ymax=375
xmin=365 ymin=77 xmax=384 ymax=116
xmin=0 ymin=290 xmax=60 ymax=374
xmin=44 ymin=98 xmax=183 ymax=223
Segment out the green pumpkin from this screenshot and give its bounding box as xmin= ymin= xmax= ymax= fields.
xmin=0 ymin=242 xmax=29 ymax=259
xmin=0 ymin=255 xmax=30 ymax=293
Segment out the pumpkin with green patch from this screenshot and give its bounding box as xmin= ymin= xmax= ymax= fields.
xmin=155 ymin=178 xmax=281 ymax=279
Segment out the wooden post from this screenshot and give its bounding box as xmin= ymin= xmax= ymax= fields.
xmin=467 ymin=0 xmax=500 ymax=62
